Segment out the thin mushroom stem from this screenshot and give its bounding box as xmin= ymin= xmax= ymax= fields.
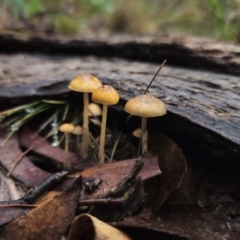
xmin=141 ymin=117 xmax=148 ymax=154
xmin=64 ymin=133 xmax=71 ymax=171
xmin=99 ymin=104 xmax=108 ymax=164
xmin=80 ymin=92 xmax=90 ymax=158
xmin=137 ymin=138 xmax=142 ymax=156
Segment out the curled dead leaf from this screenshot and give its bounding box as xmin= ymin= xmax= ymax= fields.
xmin=148 ymin=132 xmax=187 ymax=211
xmin=67 ymin=214 xmax=131 ymax=240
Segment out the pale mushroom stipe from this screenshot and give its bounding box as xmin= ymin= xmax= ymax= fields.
xmin=92 ymin=85 xmax=119 ymax=164
xmin=72 ymin=125 xmax=83 ymax=151
xmin=59 ymin=123 xmax=74 ymax=171
xmin=68 ymin=74 xmax=102 ymax=158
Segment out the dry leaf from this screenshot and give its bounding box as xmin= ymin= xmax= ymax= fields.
xmin=149 ymin=132 xmax=187 ymax=211
xmin=0 ymin=176 xmax=82 ymax=240
xmin=75 ymin=156 xmax=160 ymax=200
xmin=0 ymin=129 xmax=51 ymax=187
xmin=67 ymin=214 xmax=131 ymax=240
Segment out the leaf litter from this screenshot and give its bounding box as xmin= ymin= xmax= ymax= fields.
xmin=0 ymin=64 xmax=239 ymax=238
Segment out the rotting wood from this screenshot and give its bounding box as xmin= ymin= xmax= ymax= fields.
xmin=0 ymin=54 xmax=239 ymax=164
xmin=1 ymin=32 xmax=240 ymax=75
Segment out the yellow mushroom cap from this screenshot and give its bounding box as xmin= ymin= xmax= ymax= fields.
xmin=124 ymin=94 xmax=167 ymax=117
xmin=133 ymin=128 xmax=143 ymax=138
xmin=92 ymin=85 xmax=119 ymax=105
xmin=72 ymin=125 xmax=83 ymax=135
xmin=59 ymin=123 xmax=74 ymax=133
xmin=68 ymin=74 xmax=102 ymax=93
xmin=88 ymin=103 xmax=102 ymax=116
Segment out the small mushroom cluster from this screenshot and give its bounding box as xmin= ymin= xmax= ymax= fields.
xmin=67 ymin=62 xmax=167 ymax=165
xmin=68 ymin=75 xmax=119 ymax=164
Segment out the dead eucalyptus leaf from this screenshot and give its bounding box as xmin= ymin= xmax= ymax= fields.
xmin=0 ymin=129 xmax=51 ymax=187
xmin=0 ymin=176 xmax=82 ymax=240
xmin=76 ymin=156 xmax=160 ymax=200
xmin=0 ymin=168 xmax=26 ymax=202
xmin=149 ymin=132 xmax=187 ymax=211
xmin=67 ymin=214 xmax=131 ymax=240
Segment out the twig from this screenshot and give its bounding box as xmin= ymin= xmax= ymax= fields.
xmin=79 ymin=198 xmax=125 ymax=206
xmin=0 ymin=204 xmax=37 ymax=208
xmin=144 ymin=60 xmax=166 ymax=94
xmin=0 ymin=171 xmax=68 ymax=206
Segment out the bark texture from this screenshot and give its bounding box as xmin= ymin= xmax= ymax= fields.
xmin=0 ymin=32 xmax=240 ymax=163
xmin=0 ymin=53 xmax=239 ymax=163
xmin=1 ymin=33 xmax=240 ymax=74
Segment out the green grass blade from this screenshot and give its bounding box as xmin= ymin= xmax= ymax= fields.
xmin=62 ymin=104 xmax=69 ymax=121
xmin=42 ymin=99 xmax=67 ymax=104
xmin=0 ymin=101 xmax=41 ymax=116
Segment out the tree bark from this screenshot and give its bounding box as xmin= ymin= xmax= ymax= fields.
xmin=1 ymin=33 xmax=240 ymax=75
xmin=0 ymin=34 xmax=239 ymax=163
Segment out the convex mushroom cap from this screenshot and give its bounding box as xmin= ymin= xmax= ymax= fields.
xmin=88 ymin=103 xmax=102 ymax=116
xmin=124 ymin=94 xmax=167 ymax=117
xmin=72 ymin=125 xmax=83 ymax=135
xmin=59 ymin=123 xmax=74 ymax=133
xmin=92 ymin=85 xmax=119 ymax=105
xmin=68 ymin=74 xmax=102 ymax=92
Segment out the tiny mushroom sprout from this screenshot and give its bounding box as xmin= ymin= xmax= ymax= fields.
xmin=59 ymin=123 xmax=74 ymax=171
xmin=92 ymin=85 xmax=119 ymax=164
xmin=68 ymin=74 xmax=102 ymax=158
xmin=132 ymin=128 xmax=143 ymax=156
xmin=88 ymin=102 xmax=102 ymax=117
xmin=124 ymin=94 xmax=167 ymax=154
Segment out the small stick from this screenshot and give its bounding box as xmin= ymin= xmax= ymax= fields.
xmin=1 ymin=171 xmax=68 ymax=206
xmin=144 ymin=59 xmax=166 ymax=94
xmin=79 ymin=198 xmax=125 ymax=206
xmin=0 ymin=204 xmax=37 ymax=208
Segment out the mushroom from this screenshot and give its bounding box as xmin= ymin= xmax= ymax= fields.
xmin=88 ymin=102 xmax=102 ymax=117
xmin=72 ymin=125 xmax=83 ymax=151
xmin=68 ymin=74 xmax=102 ymax=158
xmin=59 ymin=123 xmax=74 ymax=171
xmin=92 ymin=85 xmax=119 ymax=163
xmin=124 ymin=94 xmax=167 ymax=154
xmin=132 ymin=128 xmax=143 ymax=156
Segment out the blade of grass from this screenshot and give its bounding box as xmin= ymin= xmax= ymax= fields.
xmin=62 ymin=103 xmax=69 ymax=121
xmin=13 ymin=103 xmax=52 ymax=125
xmin=110 ymin=114 xmax=132 ymax=161
xmin=1 ymin=129 xmax=16 ymax=146
xmin=42 ymin=99 xmax=67 ymax=104
xmin=0 ymin=101 xmax=41 ymax=116
xmin=31 ymin=109 xmax=60 ymax=139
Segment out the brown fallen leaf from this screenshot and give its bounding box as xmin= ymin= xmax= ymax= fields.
xmin=0 ymin=129 xmax=51 ymax=187
xmin=0 ymin=176 xmax=82 ymax=240
xmin=88 ymin=159 xmax=146 ymax=222
xmin=149 ymin=132 xmax=187 ymax=211
xmin=74 ymin=156 xmax=160 ymax=200
xmin=0 ymin=166 xmax=30 ymax=226
xmin=19 ymin=125 xmax=97 ymax=171
xmin=67 ymin=214 xmax=131 ymax=240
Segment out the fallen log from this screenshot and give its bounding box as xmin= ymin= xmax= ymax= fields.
xmin=0 ymin=32 xmax=240 ymax=75
xmin=0 ymin=53 xmax=239 ymax=163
